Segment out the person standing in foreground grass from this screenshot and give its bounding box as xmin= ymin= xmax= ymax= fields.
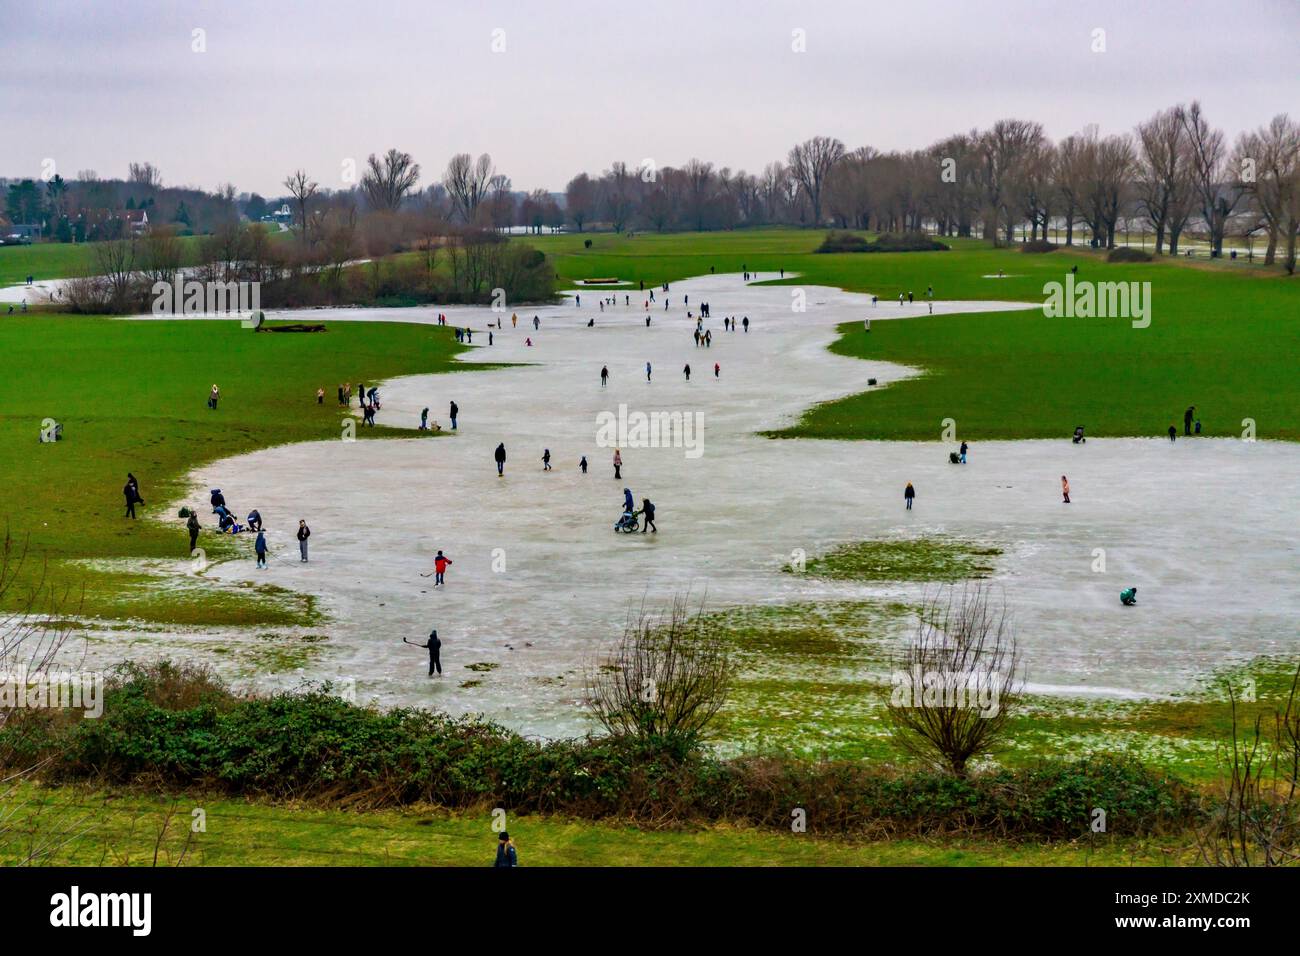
xmin=1061 ymin=475 xmax=1071 ymax=504
xmin=297 ymin=520 xmax=310 ymax=562
xmin=495 ymin=831 xmax=518 ymax=867
xmin=187 ymin=510 xmax=200 ymax=553
xmin=904 ymin=482 xmax=915 ymax=510
xmin=1185 ymin=405 xmax=1195 ymax=436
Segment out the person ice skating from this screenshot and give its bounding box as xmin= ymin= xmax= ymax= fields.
xmin=255 ymin=529 xmax=268 ymax=568
xmin=645 ymin=315 xmax=651 ymax=327
xmin=1120 ymin=587 xmax=1138 ymax=606
xmin=638 ymin=498 xmax=656 ymax=533
xmin=1184 ymin=405 xmax=1195 ymax=436
xmin=1167 ymin=424 xmax=1177 ymax=442
xmin=246 ymin=509 xmax=263 ymax=531
xmin=450 ymin=400 xmax=458 ymax=430
xmin=495 ymin=830 xmax=518 ymax=867
xmin=714 ymin=362 xmax=720 ymax=379
xmin=404 ymin=629 xmax=442 ymax=676
xmin=683 ymin=363 xmax=691 ymax=381
xmin=187 ymin=510 xmax=200 ymax=553
xmin=580 ymin=455 xmax=588 ymax=474
xmin=495 ymin=442 xmax=507 ymax=476
xmin=904 ymin=482 xmax=915 ymax=510
xmin=297 ymin=520 xmax=310 ymax=562
xmin=1061 ymin=475 xmax=1071 ymax=503
xmin=434 ymin=550 xmax=452 ymax=585
xmin=512 ymin=313 xmax=517 ymax=328
xmin=533 ymin=315 xmax=540 ymax=330
xmin=600 ymin=365 xmax=609 ymax=387
xmin=613 ymin=448 xmax=622 ymax=479
xmin=646 ymin=362 xmax=652 ymax=382
xmin=959 ymin=440 xmax=968 ymax=464
xmin=742 ymin=316 xmax=749 ymax=332
xmin=542 ymin=449 xmax=552 ymax=471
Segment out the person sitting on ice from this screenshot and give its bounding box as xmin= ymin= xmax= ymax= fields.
xmin=1120 ymin=587 xmax=1137 ymax=606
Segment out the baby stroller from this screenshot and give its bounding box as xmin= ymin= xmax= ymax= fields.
xmin=614 ymin=511 xmax=640 ymax=534
xmin=948 ymin=451 xmax=961 ymax=464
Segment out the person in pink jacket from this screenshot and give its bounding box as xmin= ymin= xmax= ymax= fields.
xmin=1061 ymin=475 xmax=1071 ymax=504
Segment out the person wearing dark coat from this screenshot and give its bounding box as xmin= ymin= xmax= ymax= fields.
xmin=246 ymin=509 xmax=263 ymax=531
xmin=405 ymin=630 xmax=442 ymax=676
xmin=123 ymin=474 xmax=142 ymax=518
xmin=187 ymin=511 xmax=200 ymax=552
xmin=450 ymin=400 xmax=458 ymax=430
xmin=1184 ymin=405 xmax=1195 ymax=436
xmin=494 ymin=442 xmax=507 ymax=476
xmin=639 ymin=498 xmax=656 ymax=534
xmin=494 ymin=831 xmax=518 ymax=867
xmin=296 ymin=520 xmax=311 ymax=562
xmin=255 ymin=530 xmax=268 ymax=568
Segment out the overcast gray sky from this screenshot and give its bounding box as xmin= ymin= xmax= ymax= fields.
xmin=3 ymin=0 xmax=1297 ymax=196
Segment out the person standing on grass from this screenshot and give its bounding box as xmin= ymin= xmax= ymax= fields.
xmin=405 ymin=629 xmax=442 ymax=676
xmin=495 ymin=442 xmax=507 ymax=477
xmin=208 ymin=384 xmax=220 ymax=410
xmin=187 ymin=510 xmax=200 ymax=553
xmin=904 ymin=482 xmax=915 ymax=510
xmin=316 ymin=387 xmax=324 ymax=405
xmin=255 ymin=529 xmax=268 ymax=568
xmin=495 ymin=831 xmax=518 ymax=867
xmin=613 ymin=448 xmax=622 ymax=479
xmin=1184 ymin=405 xmax=1195 ymax=436
xmin=1061 ymin=475 xmax=1071 ymax=504
xmin=297 ymin=520 xmax=310 ymax=562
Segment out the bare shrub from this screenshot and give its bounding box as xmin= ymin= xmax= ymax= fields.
xmin=585 ymin=595 xmax=732 ymax=753
xmin=1197 ymin=665 xmax=1300 ymax=867
xmin=885 ymin=584 xmax=1022 ymax=776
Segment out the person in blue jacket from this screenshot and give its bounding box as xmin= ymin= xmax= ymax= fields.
xmin=255 ymin=529 xmax=268 ymax=568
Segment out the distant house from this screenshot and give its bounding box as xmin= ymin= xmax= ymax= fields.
xmin=76 ymin=207 xmax=150 ymax=238
xmin=271 ymin=204 xmax=292 ymax=223
xmin=0 ymin=223 xmax=39 ymax=244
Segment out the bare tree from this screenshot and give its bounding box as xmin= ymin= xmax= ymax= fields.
xmin=1179 ymin=101 xmax=1245 ymax=257
xmin=586 ymin=595 xmax=732 ymax=753
xmin=442 ymin=152 xmax=494 ymax=224
xmin=885 ymin=584 xmax=1022 ymax=776
xmin=787 ymin=136 xmax=846 ymax=225
xmin=127 ymin=161 xmax=163 ymax=190
xmin=360 ymin=148 xmax=421 ymax=212
xmin=1197 ymin=666 xmax=1300 ymax=867
xmin=282 ymin=169 xmax=318 ymax=246
xmin=1233 ymin=115 xmax=1300 ymax=268
xmin=1135 ymin=107 xmax=1195 ymax=255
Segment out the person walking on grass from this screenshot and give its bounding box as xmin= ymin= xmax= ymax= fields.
xmin=495 ymin=442 xmax=507 ymax=476
xmin=1061 ymin=475 xmax=1071 ymax=504
xmin=297 ymin=519 xmax=310 ymax=562
xmin=404 ymin=629 xmax=442 ymax=676
xmin=495 ymin=831 xmax=518 ymax=867
xmin=904 ymin=482 xmax=915 ymax=510
xmin=207 ymin=384 xmax=220 ymax=410
xmin=187 ymin=510 xmax=200 ymax=553
xmin=255 ymin=529 xmax=268 ymax=568
xmin=123 ymin=474 xmax=142 ymax=519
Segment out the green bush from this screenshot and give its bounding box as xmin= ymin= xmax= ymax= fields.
xmin=0 ymin=663 xmax=1197 ymax=838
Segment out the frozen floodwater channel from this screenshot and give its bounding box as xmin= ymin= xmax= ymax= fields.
xmin=130 ymin=273 xmax=1297 ymax=739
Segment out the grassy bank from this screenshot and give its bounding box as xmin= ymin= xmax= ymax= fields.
xmin=0 ymin=316 xmax=469 ymax=624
